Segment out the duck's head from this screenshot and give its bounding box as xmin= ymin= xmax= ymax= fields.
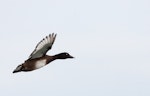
xmin=55 ymin=52 xmax=74 ymax=59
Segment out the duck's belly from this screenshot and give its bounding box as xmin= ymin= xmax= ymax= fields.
xmin=35 ymin=59 xmax=47 ymax=69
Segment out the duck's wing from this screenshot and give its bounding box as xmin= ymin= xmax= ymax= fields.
xmin=28 ymin=33 xmax=57 ymax=60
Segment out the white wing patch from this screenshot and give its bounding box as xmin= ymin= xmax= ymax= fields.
xmin=29 ymin=33 xmax=57 ymax=59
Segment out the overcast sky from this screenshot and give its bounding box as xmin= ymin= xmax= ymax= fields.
xmin=0 ymin=0 xmax=150 ymax=96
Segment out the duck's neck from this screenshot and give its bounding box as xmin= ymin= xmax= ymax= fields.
xmin=46 ymin=55 xmax=57 ymax=64
xmin=53 ymin=54 xmax=61 ymax=59
xmin=46 ymin=54 xmax=64 ymax=64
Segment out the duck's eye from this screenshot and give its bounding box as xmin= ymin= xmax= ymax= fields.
xmin=65 ymin=53 xmax=69 ymax=56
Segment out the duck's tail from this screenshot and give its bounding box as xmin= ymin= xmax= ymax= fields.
xmin=13 ymin=64 xmax=23 ymax=73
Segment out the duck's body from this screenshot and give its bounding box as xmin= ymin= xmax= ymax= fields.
xmin=13 ymin=33 xmax=73 ymax=73
xmin=20 ymin=55 xmax=53 ymax=72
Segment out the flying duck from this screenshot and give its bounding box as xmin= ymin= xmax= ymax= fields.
xmin=13 ymin=33 xmax=74 ymax=73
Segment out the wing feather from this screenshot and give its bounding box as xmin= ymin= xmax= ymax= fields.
xmin=28 ymin=33 xmax=57 ymax=59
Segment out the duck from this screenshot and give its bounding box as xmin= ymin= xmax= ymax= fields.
xmin=13 ymin=33 xmax=74 ymax=73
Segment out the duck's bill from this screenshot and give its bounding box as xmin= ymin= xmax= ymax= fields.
xmin=69 ymin=55 xmax=74 ymax=58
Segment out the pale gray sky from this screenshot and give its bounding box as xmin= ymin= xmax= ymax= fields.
xmin=0 ymin=0 xmax=150 ymax=96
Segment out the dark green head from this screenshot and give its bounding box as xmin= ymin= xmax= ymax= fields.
xmin=55 ymin=52 xmax=74 ymax=59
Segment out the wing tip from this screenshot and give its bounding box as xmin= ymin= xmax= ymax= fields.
xmin=50 ymin=33 xmax=57 ymax=37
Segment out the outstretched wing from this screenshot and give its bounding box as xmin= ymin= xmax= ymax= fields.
xmin=28 ymin=33 xmax=57 ymax=60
